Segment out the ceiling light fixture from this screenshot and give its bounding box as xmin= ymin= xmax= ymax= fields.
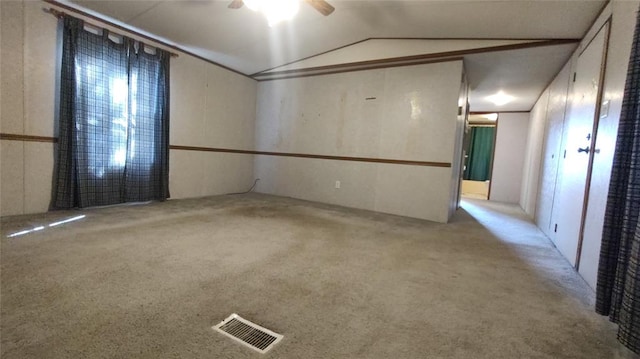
xmin=244 ymin=0 xmax=301 ymax=27
xmin=480 ymin=113 xmax=498 ymax=121
xmin=486 ymin=91 xmax=515 ymax=106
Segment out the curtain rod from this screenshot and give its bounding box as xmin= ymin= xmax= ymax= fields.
xmin=42 ymin=0 xmax=254 ymax=79
xmin=43 ymin=7 xmax=179 ymax=58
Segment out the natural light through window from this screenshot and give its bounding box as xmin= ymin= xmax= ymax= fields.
xmin=109 ymin=75 xmax=132 ymax=169
xmin=78 ymin=64 xmax=142 ymax=177
xmin=7 ymin=215 xmax=86 ymax=238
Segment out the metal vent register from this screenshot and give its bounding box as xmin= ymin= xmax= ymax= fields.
xmin=213 ymin=313 xmax=283 ymax=353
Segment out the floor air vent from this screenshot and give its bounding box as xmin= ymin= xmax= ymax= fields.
xmin=213 ymin=313 xmax=283 ymax=353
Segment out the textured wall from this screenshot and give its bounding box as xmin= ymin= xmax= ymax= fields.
xmin=520 ymin=89 xmax=549 ymax=217
xmin=169 ymin=49 xmax=257 ymax=199
xmin=254 ymin=61 xmax=464 ymax=222
xmin=1 ymin=1 xmax=56 ymax=216
xmin=490 ymin=112 xmax=529 ymax=204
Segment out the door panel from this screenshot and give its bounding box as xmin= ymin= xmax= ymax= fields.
xmin=579 ymin=21 xmax=616 ymax=290
xmin=536 ymin=63 xmax=572 ymax=238
xmin=552 ymin=25 xmax=607 ymax=266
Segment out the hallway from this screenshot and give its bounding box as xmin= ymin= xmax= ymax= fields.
xmin=460 ymin=199 xmax=596 ymax=302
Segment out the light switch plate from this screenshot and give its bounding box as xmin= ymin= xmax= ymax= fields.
xmin=601 ymin=100 xmax=610 ymax=119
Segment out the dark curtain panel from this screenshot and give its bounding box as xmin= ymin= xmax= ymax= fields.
xmin=51 ymin=17 xmax=169 ymax=209
xmin=124 ymin=44 xmax=170 ymax=202
xmin=596 ymin=7 xmax=640 ymax=355
xmin=464 ymin=126 xmax=495 ymax=181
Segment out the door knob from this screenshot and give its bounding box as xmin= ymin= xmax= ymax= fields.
xmin=578 ymin=146 xmax=590 ymax=154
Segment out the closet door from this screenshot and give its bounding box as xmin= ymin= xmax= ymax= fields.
xmin=552 ymin=24 xmax=609 ymax=266
xmin=535 ymin=63 xmax=572 ymax=238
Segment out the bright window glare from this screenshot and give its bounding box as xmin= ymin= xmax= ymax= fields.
xmin=7 ymin=215 xmax=86 ymax=238
xmin=113 ymin=148 xmax=127 ymax=167
xmin=111 ymin=78 xmax=128 ymax=105
xmin=8 ymin=230 xmax=32 ymax=238
xmin=49 ymin=215 xmax=86 ymax=227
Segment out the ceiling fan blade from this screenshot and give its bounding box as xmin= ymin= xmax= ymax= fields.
xmin=304 ymin=0 xmax=335 ymax=16
xmin=228 ymin=0 xmax=244 ymax=9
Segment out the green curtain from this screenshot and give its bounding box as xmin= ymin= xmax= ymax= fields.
xmin=464 ymin=127 xmax=495 ymax=181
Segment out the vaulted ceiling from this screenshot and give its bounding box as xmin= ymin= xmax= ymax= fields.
xmin=57 ymin=0 xmax=606 ymax=112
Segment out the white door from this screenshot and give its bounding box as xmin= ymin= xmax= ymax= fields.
xmin=551 ymin=25 xmax=608 ymax=266
xmin=579 ymin=22 xmax=616 ymax=290
xmin=536 ymin=63 xmax=572 ymax=238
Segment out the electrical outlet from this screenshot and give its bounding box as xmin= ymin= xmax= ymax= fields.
xmin=335 ymin=180 xmax=341 ymax=189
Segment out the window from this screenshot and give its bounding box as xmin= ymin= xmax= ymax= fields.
xmin=51 ymin=16 xmax=170 ymax=209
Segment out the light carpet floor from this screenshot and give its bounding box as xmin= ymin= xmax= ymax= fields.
xmin=1 ymin=193 xmax=637 ymax=358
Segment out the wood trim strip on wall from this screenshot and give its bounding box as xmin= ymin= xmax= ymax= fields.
xmin=253 ymin=37 xmax=582 ymax=77
xmin=256 ymin=57 xmax=465 ymax=82
xmin=0 ymin=133 xmax=57 ymax=143
xmin=366 ymin=37 xmax=582 ymax=41
xmin=250 ymin=38 xmax=373 ymax=76
xmin=469 ymin=111 xmax=530 ymax=115
xmin=170 ymin=145 xmax=452 ymax=168
xmin=0 ymin=134 xmax=452 ymax=168
xmin=578 ymin=1 xmax=612 ymax=54
xmin=252 ymin=39 xmax=579 ymax=80
xmin=578 ymin=15 xmax=613 ymax=58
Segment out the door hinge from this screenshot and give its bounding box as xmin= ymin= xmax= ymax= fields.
xmin=554 ymin=224 xmax=558 ymax=233
xmin=573 ymin=72 xmax=577 ymax=82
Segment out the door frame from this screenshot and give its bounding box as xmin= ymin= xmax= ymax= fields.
xmin=575 ymin=19 xmax=612 ymax=269
xmin=461 ymin=112 xmax=499 ymax=201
